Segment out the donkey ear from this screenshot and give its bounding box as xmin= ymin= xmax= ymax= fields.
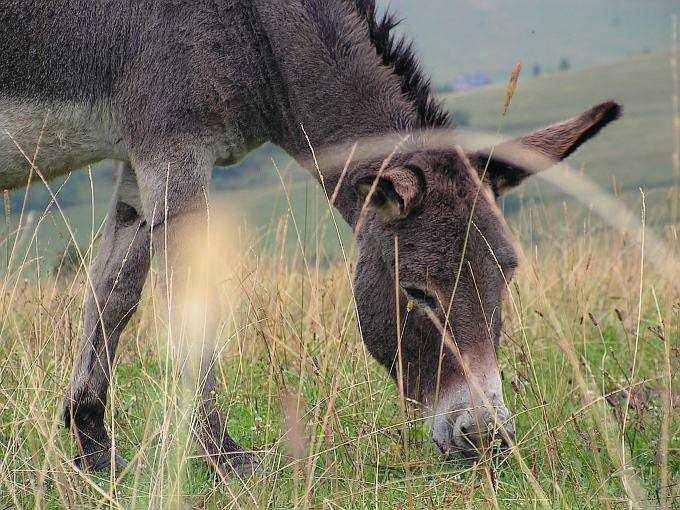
xmin=355 ymin=165 xmax=424 ymax=220
xmin=472 ymin=101 xmax=622 ymax=195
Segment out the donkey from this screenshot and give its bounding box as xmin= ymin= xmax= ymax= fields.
xmin=1 ymin=0 xmax=621 ymax=476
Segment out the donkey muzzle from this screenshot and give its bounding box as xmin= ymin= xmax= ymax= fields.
xmin=432 ymin=402 xmax=515 ymax=458
xmin=429 ymin=373 xmax=515 ymax=459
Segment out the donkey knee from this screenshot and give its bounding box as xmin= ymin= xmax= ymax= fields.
xmin=63 ymin=380 xmax=106 ymax=432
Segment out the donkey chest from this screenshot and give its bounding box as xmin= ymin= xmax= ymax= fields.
xmin=0 ymin=99 xmax=124 ymax=189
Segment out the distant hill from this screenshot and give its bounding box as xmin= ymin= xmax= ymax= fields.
xmin=444 ymin=53 xmax=674 ymax=193
xmin=384 ymin=0 xmax=674 ymax=84
xmin=444 ymin=52 xmax=678 ymax=233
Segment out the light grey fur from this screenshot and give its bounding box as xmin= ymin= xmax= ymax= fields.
xmin=0 ymin=100 xmax=125 ymax=188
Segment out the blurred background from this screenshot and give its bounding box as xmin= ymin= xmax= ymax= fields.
xmin=391 ymin=0 xmax=674 ymax=83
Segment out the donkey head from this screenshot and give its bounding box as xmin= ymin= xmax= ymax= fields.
xmin=345 ymin=101 xmax=621 ymax=457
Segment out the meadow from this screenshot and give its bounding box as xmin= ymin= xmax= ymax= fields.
xmin=0 ymin=54 xmax=678 ymax=508
xmin=389 ymin=0 xmax=674 ymax=83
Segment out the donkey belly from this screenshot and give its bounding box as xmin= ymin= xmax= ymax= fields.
xmin=0 ymin=99 xmax=124 ymax=190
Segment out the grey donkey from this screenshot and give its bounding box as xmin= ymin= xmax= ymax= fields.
xmin=0 ymin=0 xmax=621 ymax=476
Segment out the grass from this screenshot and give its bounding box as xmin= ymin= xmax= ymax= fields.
xmin=0 ymin=197 xmax=678 ymax=509
xmin=1 ymin=53 xmax=678 ymax=508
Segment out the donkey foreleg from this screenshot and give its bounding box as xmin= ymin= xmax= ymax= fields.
xmin=133 ymin=145 xmax=258 ymax=478
xmin=64 ymin=162 xmax=151 ymax=472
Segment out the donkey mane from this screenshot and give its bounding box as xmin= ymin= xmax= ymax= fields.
xmin=346 ymin=0 xmax=452 ymax=129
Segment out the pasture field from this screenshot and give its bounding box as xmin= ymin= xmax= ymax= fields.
xmin=0 ymin=198 xmax=678 ymax=509
xmin=0 ymin=54 xmax=678 ymax=508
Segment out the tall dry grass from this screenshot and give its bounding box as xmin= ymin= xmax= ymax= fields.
xmin=0 ymin=179 xmax=677 ymax=508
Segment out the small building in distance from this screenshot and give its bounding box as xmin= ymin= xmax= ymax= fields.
xmin=452 ymin=70 xmax=492 ymax=91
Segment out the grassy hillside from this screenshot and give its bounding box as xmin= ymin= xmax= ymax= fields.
xmin=387 ymin=0 xmax=674 ymax=83
xmin=446 ymin=54 xmax=675 ymax=191
xmin=445 ymin=52 xmax=679 ymax=233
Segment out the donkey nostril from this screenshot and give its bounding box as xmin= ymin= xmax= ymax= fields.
xmin=452 ymin=414 xmax=479 ymax=451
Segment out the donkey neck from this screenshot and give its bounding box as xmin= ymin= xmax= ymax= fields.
xmin=250 ymin=1 xmax=417 ymax=162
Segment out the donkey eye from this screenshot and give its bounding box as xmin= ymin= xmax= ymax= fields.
xmin=402 ymin=286 xmax=438 ymax=309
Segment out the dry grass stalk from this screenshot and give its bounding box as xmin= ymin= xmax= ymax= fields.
xmin=503 ymin=60 xmax=523 ymax=116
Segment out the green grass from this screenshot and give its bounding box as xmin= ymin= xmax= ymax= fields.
xmin=0 ymin=54 xmax=678 ymax=508
xmin=0 ymin=211 xmax=678 ymax=508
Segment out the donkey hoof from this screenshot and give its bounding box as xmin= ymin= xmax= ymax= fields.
xmin=208 ymin=451 xmax=260 ymax=480
xmin=228 ymin=452 xmax=260 ymax=478
xmin=74 ymin=451 xmax=128 ymax=474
